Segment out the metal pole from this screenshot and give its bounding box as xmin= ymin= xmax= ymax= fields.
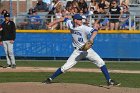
xmin=17 ymin=0 xmax=19 ymax=16
xmin=10 ymin=0 xmax=13 ymax=17
xmin=129 ymin=15 xmax=131 ymax=30
xmin=26 ymin=0 xmax=32 ymax=12
xmin=134 ymin=15 xmax=136 ymax=30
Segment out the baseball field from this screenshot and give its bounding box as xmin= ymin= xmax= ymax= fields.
xmin=0 ymin=60 xmax=140 ymax=93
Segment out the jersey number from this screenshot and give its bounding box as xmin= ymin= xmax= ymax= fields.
xmin=78 ymin=38 xmax=83 ymax=42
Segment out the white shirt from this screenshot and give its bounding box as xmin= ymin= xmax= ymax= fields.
xmin=65 ymin=19 xmax=95 ymax=49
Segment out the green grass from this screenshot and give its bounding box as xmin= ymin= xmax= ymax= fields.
xmin=0 ymin=60 xmax=140 ymax=88
xmin=1 ymin=60 xmax=140 ymax=70
xmin=0 ymin=72 xmax=140 ymax=88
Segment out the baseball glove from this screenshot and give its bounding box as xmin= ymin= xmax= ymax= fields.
xmin=80 ymin=40 xmax=93 ymax=51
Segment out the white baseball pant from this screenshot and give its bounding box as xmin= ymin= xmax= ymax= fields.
xmin=61 ymin=48 xmax=105 ymax=72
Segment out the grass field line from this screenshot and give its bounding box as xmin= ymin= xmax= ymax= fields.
xmin=0 ymin=67 xmax=140 ymax=74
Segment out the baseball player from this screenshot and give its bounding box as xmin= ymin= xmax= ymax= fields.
xmin=0 ymin=13 xmax=16 ymax=68
xmin=42 ymin=14 xmax=120 ymax=86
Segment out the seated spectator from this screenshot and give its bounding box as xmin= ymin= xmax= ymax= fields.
xmin=34 ymin=0 xmax=49 ymax=12
xmin=89 ymin=0 xmax=99 ymax=12
xmin=98 ymin=0 xmax=110 ymax=12
xmin=27 ymin=9 xmax=42 ymax=30
xmin=66 ymin=1 xmax=72 ymax=9
xmin=0 ymin=9 xmax=8 ymax=24
xmin=109 ymin=0 xmax=122 ymax=30
xmin=120 ymin=0 xmax=128 ymax=11
xmin=54 ymin=8 xmax=63 ymax=30
xmin=120 ymin=6 xmax=134 ymax=30
xmin=78 ymin=0 xmax=88 ymax=10
xmin=46 ymin=0 xmax=62 ymax=29
xmin=18 ymin=8 xmax=33 ymax=29
xmin=95 ymin=7 xmax=109 ymax=30
xmin=72 ymin=0 xmax=80 ymax=10
xmin=49 ymin=0 xmax=63 ymax=11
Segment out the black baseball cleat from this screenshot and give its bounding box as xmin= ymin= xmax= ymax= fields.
xmin=11 ymin=65 xmax=16 ymax=68
xmin=6 ymin=65 xmax=12 ymax=68
xmin=107 ymin=79 xmax=121 ymax=86
xmin=42 ymin=78 xmax=52 ymax=84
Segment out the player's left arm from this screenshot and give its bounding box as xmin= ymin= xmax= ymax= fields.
xmin=89 ymin=30 xmax=98 ymax=43
xmin=86 ymin=25 xmax=98 ymax=43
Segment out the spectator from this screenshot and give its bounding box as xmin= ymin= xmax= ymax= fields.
xmin=89 ymin=0 xmax=99 ymax=12
xmin=0 ymin=9 xmax=8 ymax=24
xmin=98 ymin=0 xmax=110 ymax=10
xmin=95 ymin=7 xmax=109 ymax=30
xmin=73 ymin=7 xmax=79 ymax=14
xmin=34 ymin=0 xmax=49 ymax=12
xmin=78 ymin=0 xmax=88 ymax=10
xmin=18 ymin=8 xmax=34 ymax=29
xmin=72 ymin=0 xmax=80 ymax=10
xmin=66 ymin=1 xmax=72 ymax=9
xmin=109 ymin=0 xmax=122 ymax=30
xmin=120 ymin=6 xmax=134 ymax=30
xmin=83 ymin=7 xmax=90 ymax=18
xmin=54 ymin=8 xmax=63 ymax=29
xmin=46 ymin=0 xmax=62 ymax=28
xmin=27 ymin=9 xmax=42 ymax=30
xmin=120 ymin=0 xmax=128 ymax=11
xmin=49 ymin=0 xmax=63 ymax=11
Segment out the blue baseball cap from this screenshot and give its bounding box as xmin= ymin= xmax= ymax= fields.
xmin=73 ymin=14 xmax=82 ymax=20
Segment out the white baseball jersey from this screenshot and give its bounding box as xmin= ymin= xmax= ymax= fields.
xmin=65 ymin=19 xmax=95 ymax=49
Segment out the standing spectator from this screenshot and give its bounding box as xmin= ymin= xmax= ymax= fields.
xmin=109 ymin=0 xmax=122 ymax=30
xmin=34 ymin=0 xmax=49 ymax=12
xmin=0 ymin=13 xmax=16 ymax=68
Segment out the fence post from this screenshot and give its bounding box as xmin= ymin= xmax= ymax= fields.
xmin=129 ymin=15 xmax=132 ymax=30
xmin=133 ymin=15 xmax=136 ymax=30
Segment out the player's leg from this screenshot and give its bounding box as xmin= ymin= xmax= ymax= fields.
xmin=43 ymin=50 xmax=83 ymax=84
xmin=7 ymin=41 xmax=16 ymax=68
xmin=86 ymin=48 xmax=120 ymax=86
xmin=2 ymin=41 xmax=11 ymax=67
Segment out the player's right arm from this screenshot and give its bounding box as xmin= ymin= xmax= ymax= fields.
xmin=47 ymin=15 xmax=72 ymax=29
xmin=47 ymin=17 xmax=64 ymax=28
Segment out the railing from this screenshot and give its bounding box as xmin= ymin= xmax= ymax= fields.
xmin=0 ymin=14 xmax=140 ymax=30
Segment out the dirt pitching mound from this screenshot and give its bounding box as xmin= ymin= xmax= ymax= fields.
xmin=0 ymin=82 xmax=140 ymax=93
